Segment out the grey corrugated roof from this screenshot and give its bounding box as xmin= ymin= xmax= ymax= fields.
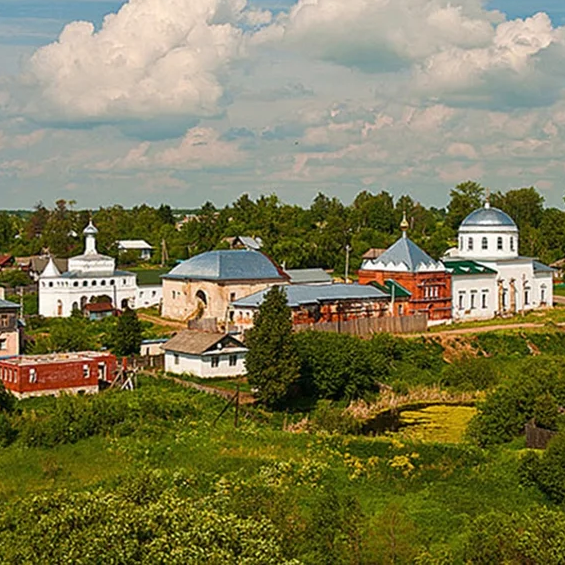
xmin=162 ymin=331 xmax=246 ymax=355
xmin=371 ymin=236 xmax=443 ymax=273
xmin=533 ymin=260 xmax=555 ymax=273
xmin=232 ymin=283 xmax=390 ymax=309
xmin=60 ymin=270 xmax=134 ymax=279
xmin=461 ymin=206 xmax=516 ymax=228
xmin=0 ymin=298 xmax=19 ymax=310
xmin=284 ymin=268 xmax=332 ymax=284
xmin=237 ymin=236 xmax=263 ymax=250
xmin=163 ymin=250 xmax=286 ymax=282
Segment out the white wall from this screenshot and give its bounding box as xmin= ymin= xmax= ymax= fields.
xmin=165 ymin=349 xmax=247 ymax=378
xmin=135 ymin=285 xmax=162 ymax=309
xmin=452 ymin=274 xmax=497 ymax=321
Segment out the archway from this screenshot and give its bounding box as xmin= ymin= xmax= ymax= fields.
xmin=196 ymin=290 xmax=208 ymax=306
xmin=121 ymin=298 xmax=130 ymax=309
xmin=80 ymin=296 xmax=88 ymax=309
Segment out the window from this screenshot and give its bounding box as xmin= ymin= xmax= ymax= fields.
xmin=211 ymin=356 xmax=219 ymax=368
xmin=0 ymin=315 xmax=9 ymax=328
xmin=482 ymin=292 xmax=488 ymax=309
xmin=524 ymin=288 xmax=530 ymax=306
xmin=83 ymin=281 xmax=88 ymax=287
xmin=459 ymin=237 xmax=463 ymax=249
xmin=122 ymin=279 xmax=127 ymax=285
xmin=48 ymin=281 xmax=53 ymax=287
xmin=468 ymin=237 xmax=474 ymax=251
xmin=541 ymin=285 xmax=547 ymax=303
xmin=172 ymin=291 xmax=176 ymax=299
xmin=229 ymin=311 xmax=234 ymax=322
xmin=73 ymin=282 xmax=79 ymax=287
xmin=482 ymin=237 xmax=488 ymax=250
xmin=230 ymin=292 xmax=236 ymax=302
xmin=510 ymin=237 xmax=515 ymax=252
xmin=29 ymin=368 xmax=37 ymax=383
xmin=174 ymin=353 xmax=179 ymax=366
xmin=98 ymin=363 xmax=106 ymax=379
xmin=470 ymin=292 xmax=477 ymax=310
xmin=83 ymin=364 xmax=90 ymax=378
xmin=458 ymin=292 xmax=465 ymax=310
xmin=398 ymin=304 xmax=404 ymax=316
xmin=92 ymin=280 xmax=97 ymax=286
xmin=497 ymin=237 xmax=503 ymax=251
xmin=0 ymin=339 xmax=6 ymax=351
xmin=101 ymin=280 xmax=106 ymax=286
xmin=110 ymin=280 xmax=115 ymax=286
xmin=229 ymin=355 xmax=237 ymax=367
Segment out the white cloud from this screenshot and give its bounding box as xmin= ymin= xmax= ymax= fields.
xmin=21 ymin=0 xmax=249 ymax=121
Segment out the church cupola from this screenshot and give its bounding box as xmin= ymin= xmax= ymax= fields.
xmin=83 ymin=220 xmax=98 ymax=255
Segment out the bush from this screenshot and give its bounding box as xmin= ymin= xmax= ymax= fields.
xmin=442 ymin=356 xmax=499 ymax=391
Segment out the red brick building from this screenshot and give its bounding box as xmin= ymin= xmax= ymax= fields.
xmin=0 ymin=351 xmax=117 ymax=398
xmin=358 ymin=220 xmax=452 ymax=323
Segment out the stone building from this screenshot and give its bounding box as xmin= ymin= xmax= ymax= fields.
xmin=0 ymin=288 xmax=21 ymax=357
xmin=161 ymin=249 xmax=288 ymax=322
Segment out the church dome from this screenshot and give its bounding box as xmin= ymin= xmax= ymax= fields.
xmin=164 ymin=249 xmax=287 ymax=281
xmin=83 ymin=221 xmax=98 ymax=235
xmin=461 ymin=206 xmax=516 ymax=228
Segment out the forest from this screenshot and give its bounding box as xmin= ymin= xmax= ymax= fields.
xmin=0 ymin=182 xmax=563 ymax=277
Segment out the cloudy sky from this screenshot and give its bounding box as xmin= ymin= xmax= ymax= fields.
xmin=0 ymin=0 xmax=564 ymax=209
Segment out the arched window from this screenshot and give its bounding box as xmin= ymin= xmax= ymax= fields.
xmin=467 ymin=237 xmax=474 ymax=251
xmin=83 ymin=280 xmax=88 ymax=287
xmin=92 ymin=280 xmax=97 ymax=286
xmin=196 ymin=290 xmax=208 ymax=306
xmin=497 ymin=237 xmax=503 ymax=251
xmin=481 ymin=237 xmax=488 ymax=250
xmin=510 ymin=237 xmax=515 ymax=251
xmin=101 ymin=280 xmax=106 ymax=286
xmin=72 ymin=301 xmax=79 ymax=312
xmin=459 ymin=237 xmax=463 ymax=250
xmin=73 ymin=282 xmax=79 ymax=287
xmin=57 ymin=300 xmax=63 ymax=316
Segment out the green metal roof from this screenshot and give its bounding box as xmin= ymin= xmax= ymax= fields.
xmin=444 ymin=260 xmax=497 ymax=276
xmin=370 ymin=279 xmax=411 ymax=298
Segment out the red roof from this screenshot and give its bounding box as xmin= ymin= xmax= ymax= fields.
xmin=84 ymin=302 xmax=114 ymax=313
xmin=0 ymin=254 xmax=13 ymax=267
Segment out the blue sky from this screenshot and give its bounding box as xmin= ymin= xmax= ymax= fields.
xmin=0 ymin=0 xmax=564 ymax=209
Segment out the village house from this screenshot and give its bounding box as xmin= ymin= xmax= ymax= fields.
xmin=161 ymin=249 xmax=288 ymax=322
xmin=162 ymin=331 xmax=247 ymax=378
xmin=444 ymin=201 xmax=554 ymax=320
xmin=117 ymin=239 xmax=153 ymax=261
xmin=38 ymin=221 xmax=138 ymax=317
xmin=0 ymin=288 xmax=21 ymax=357
xmin=358 ymin=215 xmax=452 ymax=323
xmin=0 ymin=351 xmax=117 ymax=398
xmin=231 ymin=283 xmax=390 ymax=332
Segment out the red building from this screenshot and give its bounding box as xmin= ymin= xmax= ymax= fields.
xmin=0 ymin=351 xmax=117 ymax=398
xmin=358 ymin=218 xmax=452 ymax=323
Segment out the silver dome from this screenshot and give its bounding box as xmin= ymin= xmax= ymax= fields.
xmin=461 ymin=206 xmax=516 ymax=228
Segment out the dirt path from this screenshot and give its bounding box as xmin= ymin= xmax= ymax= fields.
xmin=138 ymin=312 xmax=186 ymax=330
xmin=149 ymin=372 xmax=256 ymax=404
xmin=407 ymin=322 xmax=557 ymax=338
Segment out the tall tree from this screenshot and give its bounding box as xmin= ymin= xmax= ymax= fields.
xmin=490 ymin=187 xmax=544 ymax=230
xmin=446 ymin=181 xmax=485 ymax=230
xmin=245 ymin=286 xmax=300 ymax=407
xmin=112 ymin=307 xmax=143 ymax=357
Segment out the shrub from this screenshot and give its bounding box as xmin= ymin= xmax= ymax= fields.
xmin=442 ymin=356 xmax=499 ymax=391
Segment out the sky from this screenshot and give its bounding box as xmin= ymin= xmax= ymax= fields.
xmin=0 ymin=0 xmax=565 ymax=210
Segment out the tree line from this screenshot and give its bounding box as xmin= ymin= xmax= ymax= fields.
xmin=0 ymin=182 xmax=563 ymax=273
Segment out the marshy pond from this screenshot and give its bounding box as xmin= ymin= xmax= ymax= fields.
xmin=363 ymin=404 xmax=477 ymax=443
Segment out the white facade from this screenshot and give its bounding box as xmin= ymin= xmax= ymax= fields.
xmin=446 ymin=203 xmax=553 ymax=321
xmin=39 ymin=222 xmax=138 ymax=317
xmin=135 ymin=285 xmax=162 ymax=309
xmin=164 ymin=349 xmax=247 ymax=378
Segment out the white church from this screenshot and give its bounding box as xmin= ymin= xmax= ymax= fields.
xmin=39 ymin=222 xmax=139 ymax=317
xmin=444 ymin=201 xmax=554 ymax=321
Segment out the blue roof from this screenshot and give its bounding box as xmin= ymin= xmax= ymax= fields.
xmin=533 ymin=260 xmax=555 ymax=273
xmin=163 ymin=250 xmax=286 ymax=282
xmin=461 ymin=206 xmax=516 ymax=228
xmin=232 ymin=283 xmax=390 ymax=309
xmin=372 ymin=235 xmax=443 ymax=273
xmin=0 ymin=298 xmax=19 ymax=310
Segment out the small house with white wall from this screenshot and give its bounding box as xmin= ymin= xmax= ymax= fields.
xmin=162 ymin=331 xmax=247 ymax=378
xmin=117 ymin=240 xmax=153 ymax=261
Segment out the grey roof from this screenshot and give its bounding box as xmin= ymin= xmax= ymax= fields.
xmin=60 ymin=269 xmax=135 ymax=279
xmin=371 ymin=236 xmax=443 ymax=273
xmin=232 ymin=283 xmax=390 ymax=309
xmin=162 ymin=331 xmax=246 ymax=355
xmin=163 ymin=250 xmax=286 ymax=282
xmin=0 ymin=298 xmax=19 ymax=310
xmin=284 ymin=268 xmax=332 ymax=284
xmin=31 ymin=257 xmax=68 ymax=274
xmin=533 ymin=260 xmax=555 ymax=273
xmin=461 ymin=206 xmax=517 ymax=228
xmin=237 ymin=236 xmax=263 ymax=250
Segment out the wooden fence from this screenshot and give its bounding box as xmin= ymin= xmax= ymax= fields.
xmin=294 ymin=313 xmax=428 ymax=336
xmin=525 ymin=419 xmax=558 ymax=449
xmin=127 ymin=354 xmax=165 ymax=371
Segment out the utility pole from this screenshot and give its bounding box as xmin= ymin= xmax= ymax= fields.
xmin=345 ymin=244 xmax=351 ymax=284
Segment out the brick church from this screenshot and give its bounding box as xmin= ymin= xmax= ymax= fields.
xmin=358 ymin=214 xmax=452 ymax=322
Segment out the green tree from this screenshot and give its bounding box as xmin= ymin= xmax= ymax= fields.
xmin=245 ymin=287 xmax=300 ymax=407
xmin=446 ymin=181 xmax=485 ymax=230
xmin=112 ymin=307 xmax=143 ymax=357
xmin=49 ymin=315 xmax=94 ymax=352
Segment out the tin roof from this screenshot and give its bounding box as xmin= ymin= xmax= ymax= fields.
xmin=1 ymin=351 xmax=114 ymax=367
xmin=0 ymin=298 xmax=19 ymax=310
xmin=533 ymin=261 xmax=555 ymax=273
xmin=163 ymin=249 xmax=286 ymax=282
xmin=232 ymin=283 xmax=390 ymax=309
xmin=370 ymin=236 xmax=444 ymax=273
xmin=444 ymin=260 xmax=497 ymax=276
xmin=461 ymin=206 xmax=516 ymax=228
xmin=162 ymin=331 xmax=246 ymax=355
xmin=284 ymin=268 xmax=332 ymax=284
xmin=117 ymin=240 xmax=153 ymax=250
